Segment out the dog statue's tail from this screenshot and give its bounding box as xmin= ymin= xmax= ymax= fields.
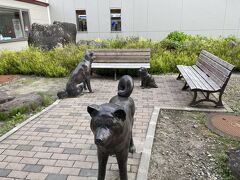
xmin=117 ymin=75 xmax=134 ymax=97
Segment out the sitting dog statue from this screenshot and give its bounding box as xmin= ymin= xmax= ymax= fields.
xmin=57 ymin=50 xmax=95 ymax=98
xmin=139 ymin=67 xmax=158 ymax=88
xmin=87 ymin=75 xmax=136 ymax=180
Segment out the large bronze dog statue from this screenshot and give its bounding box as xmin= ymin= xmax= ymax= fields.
xmin=87 ymin=75 xmax=136 ymax=180
xmin=57 ymin=50 xmax=95 ymax=98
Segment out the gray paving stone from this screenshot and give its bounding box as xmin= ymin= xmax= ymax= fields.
xmin=58 ymin=125 xmax=73 ymax=130
xmin=15 ymin=145 xmax=34 ymax=151
xmin=46 ymin=174 xmax=68 ymax=180
xmin=34 ymin=127 xmax=50 ymax=132
xmin=43 ymin=141 xmax=61 ymax=148
xmin=63 ymin=148 xmax=81 ymax=155
xmin=0 ymin=168 xmax=11 ymax=177
xmin=79 ymin=169 xmax=98 ymax=177
xmin=22 ymin=164 xmax=44 ymax=173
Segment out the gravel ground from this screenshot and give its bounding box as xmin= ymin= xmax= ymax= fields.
xmin=148 ymin=73 xmax=240 ymax=180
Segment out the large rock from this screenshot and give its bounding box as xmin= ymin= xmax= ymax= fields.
xmin=0 ymin=91 xmax=15 ymax=104
xmin=28 ymin=21 xmax=77 ymax=50
xmin=228 ymin=147 xmax=240 ymax=178
xmin=0 ymin=92 xmax=43 ymax=117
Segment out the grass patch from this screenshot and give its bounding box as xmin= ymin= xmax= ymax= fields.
xmin=0 ymin=93 xmax=53 ymax=137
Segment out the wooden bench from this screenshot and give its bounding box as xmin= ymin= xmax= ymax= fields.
xmin=91 ymin=49 xmax=150 ymax=80
xmin=176 ymin=50 xmax=235 ymax=107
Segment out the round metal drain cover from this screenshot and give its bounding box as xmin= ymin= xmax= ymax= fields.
xmin=206 ymin=114 xmax=240 ymax=140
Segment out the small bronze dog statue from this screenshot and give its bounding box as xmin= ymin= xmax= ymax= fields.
xmin=57 ymin=50 xmax=95 ymax=98
xmin=87 ymin=75 xmax=136 ymax=180
xmin=139 ymin=67 xmax=158 ymax=88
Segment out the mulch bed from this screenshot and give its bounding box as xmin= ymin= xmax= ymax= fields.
xmin=0 ymin=75 xmax=17 ymax=84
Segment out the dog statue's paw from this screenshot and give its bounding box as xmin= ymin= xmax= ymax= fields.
xmin=129 ymin=145 xmax=136 ymax=153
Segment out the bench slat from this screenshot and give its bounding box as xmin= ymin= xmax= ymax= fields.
xmin=94 ymin=56 xmax=149 ymax=63
xmin=198 ymin=53 xmax=231 ymax=77
xmin=179 ymin=66 xmax=213 ymax=91
xmin=94 ymin=52 xmax=151 ymax=56
xmin=201 ymin=50 xmax=235 ymax=71
xmin=192 ymin=65 xmax=220 ymax=91
xmin=92 ymin=63 xmax=150 ymax=69
xmin=177 ymin=65 xmax=198 ymax=89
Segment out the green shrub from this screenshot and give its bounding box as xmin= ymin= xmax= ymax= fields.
xmin=0 ymin=33 xmax=239 ymax=77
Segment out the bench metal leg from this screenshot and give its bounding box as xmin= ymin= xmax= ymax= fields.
xmin=177 ymin=73 xmax=183 ymax=80
xmin=216 ymin=91 xmax=224 ymax=108
xmin=189 ymin=91 xmax=224 ymax=108
xmin=114 ymin=69 xmax=117 ymax=81
xmin=189 ymin=91 xmax=198 ymax=107
xmin=182 ymin=82 xmax=189 ymax=90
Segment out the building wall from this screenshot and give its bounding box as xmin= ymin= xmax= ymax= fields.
xmin=49 ymin=0 xmax=240 ymax=41
xmin=0 ymin=0 xmax=49 ymax=51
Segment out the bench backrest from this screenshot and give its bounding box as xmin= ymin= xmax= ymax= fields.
xmin=91 ymin=49 xmax=150 ymax=63
xmin=196 ymin=50 xmax=235 ymax=89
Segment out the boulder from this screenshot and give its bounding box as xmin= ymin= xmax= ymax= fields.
xmin=228 ymin=147 xmax=240 ymax=178
xmin=28 ymin=21 xmax=77 ymax=50
xmin=0 ymin=92 xmax=43 ymax=117
xmin=0 ymin=92 xmax=15 ymax=104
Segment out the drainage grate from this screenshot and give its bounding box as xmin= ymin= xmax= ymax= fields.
xmin=206 ymin=114 xmax=240 ymax=140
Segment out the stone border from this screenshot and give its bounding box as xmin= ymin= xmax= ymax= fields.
xmin=136 ymin=103 xmax=233 ymax=180
xmin=0 ymin=100 xmax=60 ymax=142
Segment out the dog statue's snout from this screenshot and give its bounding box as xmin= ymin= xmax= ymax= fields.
xmin=95 ymin=138 xmax=103 ymax=146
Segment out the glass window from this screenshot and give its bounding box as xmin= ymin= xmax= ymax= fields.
xmin=76 ymin=10 xmax=87 ymax=32
xmin=0 ymin=7 xmax=30 ymax=41
xmin=110 ymin=9 xmax=121 ymax=32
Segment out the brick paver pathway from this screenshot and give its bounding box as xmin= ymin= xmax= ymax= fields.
xmin=0 ymin=75 xmax=228 ymax=180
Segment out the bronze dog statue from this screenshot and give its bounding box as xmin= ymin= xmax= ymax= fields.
xmin=57 ymin=50 xmax=95 ymax=98
xmin=87 ymin=75 xmax=136 ymax=180
xmin=139 ymin=67 xmax=158 ymax=88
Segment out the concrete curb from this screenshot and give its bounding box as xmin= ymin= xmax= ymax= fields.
xmin=0 ymin=99 xmax=60 ymax=142
xmin=136 ymin=106 xmax=160 ymax=180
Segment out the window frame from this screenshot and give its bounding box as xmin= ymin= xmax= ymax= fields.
xmin=76 ymin=9 xmax=88 ymax=33
xmin=0 ymin=5 xmax=31 ymax=43
xmin=110 ymin=8 xmax=121 ymax=33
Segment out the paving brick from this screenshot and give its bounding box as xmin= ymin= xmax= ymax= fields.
xmin=18 ymin=151 xmax=36 ymax=158
xmin=46 ymin=174 xmax=68 ymax=180
xmin=26 ymin=172 xmax=48 ymax=180
xmin=41 ymin=166 xmax=62 ymax=174
xmin=58 ymin=125 xmax=73 ymax=130
xmin=73 ymin=161 xmax=92 ymax=169
xmin=8 ymin=170 xmax=28 ymax=179
xmin=68 ymin=154 xmax=86 ymax=161
xmin=0 ymin=168 xmax=11 ymax=177
xmin=15 ymin=145 xmax=34 ymax=151
xmin=32 ymin=146 xmax=48 ymax=152
xmin=4 ymin=156 xmax=22 ymax=163
xmin=63 ymin=148 xmax=81 ymax=155
xmin=34 ymin=152 xmax=52 ymax=159
xmin=38 ymin=159 xmax=56 ymax=166
xmin=43 ymin=141 xmax=61 ymax=148
xmin=0 ymin=155 xmax=6 ymax=161
xmin=23 ymin=164 xmax=44 ymax=173
xmin=51 ymin=153 xmax=69 ymax=160
xmin=47 ymin=147 xmax=64 ymax=153
xmin=60 ymin=167 xmax=80 ymax=176
xmin=6 ymin=163 xmax=25 ymax=171
xmin=21 ymin=157 xmax=39 ymax=164
xmin=2 ymin=150 xmax=20 ymax=156
xmin=34 ymin=127 xmax=50 ymax=132
xmin=79 ymin=169 xmax=98 ymax=177
xmin=55 ymin=160 xmax=74 ymax=167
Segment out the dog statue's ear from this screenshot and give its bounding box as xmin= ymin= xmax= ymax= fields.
xmin=87 ymin=104 xmax=99 ymax=117
xmin=113 ymin=109 xmax=126 ymax=121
